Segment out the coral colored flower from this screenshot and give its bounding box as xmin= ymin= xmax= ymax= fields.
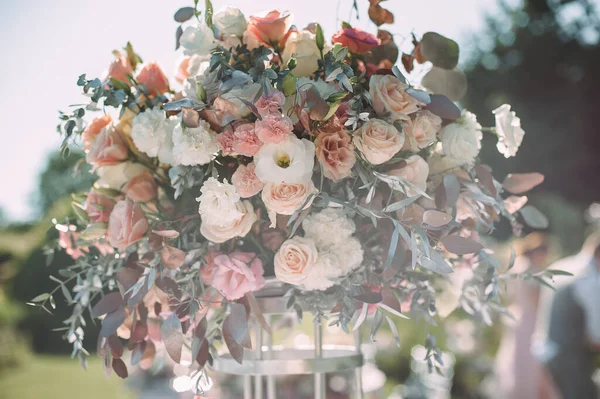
xmin=107 ymin=199 xmax=149 ymax=250
xmin=136 ymin=62 xmax=170 ymax=95
xmin=175 ymin=57 xmax=192 ymax=84
xmin=106 ymin=53 xmax=133 ymax=84
xmin=124 ymin=171 xmax=157 ymax=203
xmin=86 ymin=125 xmax=128 ymax=169
xmin=332 ymin=27 xmax=380 ymax=54
xmin=245 ymin=10 xmax=293 ymax=47
xmin=232 ymin=163 xmax=264 ymax=198
xmin=315 ymin=128 xmax=356 ymax=182
xmin=82 ymin=115 xmax=112 ymax=150
xmin=210 ymin=252 xmax=265 ymax=300
xmin=85 ymin=192 xmax=115 ymax=223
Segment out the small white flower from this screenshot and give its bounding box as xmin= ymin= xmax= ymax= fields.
xmin=493 ymin=104 xmax=525 ymax=158
xmin=180 ymin=23 xmax=216 ymax=56
xmin=196 ymin=178 xmax=243 ymax=227
xmin=213 ymin=7 xmax=247 ymax=37
xmin=131 ymin=108 xmax=178 ymax=159
xmin=172 ymin=120 xmax=218 ymax=166
xmin=254 ymin=135 xmax=315 ymax=184
xmin=440 ymin=111 xmax=482 ymax=165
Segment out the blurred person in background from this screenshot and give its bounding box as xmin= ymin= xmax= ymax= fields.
xmin=535 ymin=232 xmax=600 ymax=399
xmin=494 ymin=232 xmax=559 ymax=399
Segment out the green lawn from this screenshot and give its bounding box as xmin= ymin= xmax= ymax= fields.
xmin=0 ymin=356 xmax=133 ymax=399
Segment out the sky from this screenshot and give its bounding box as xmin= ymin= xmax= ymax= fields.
xmin=0 ymin=0 xmax=501 ymax=222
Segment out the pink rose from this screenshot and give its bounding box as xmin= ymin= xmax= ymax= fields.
xmin=332 ymin=27 xmax=380 ymax=54
xmin=315 ymin=128 xmax=356 ymax=182
xmin=353 ymin=119 xmax=404 ymax=165
xmin=200 ymin=201 xmax=258 ymax=244
xmin=245 ymin=10 xmax=293 ymax=48
xmin=85 ymin=191 xmax=115 ymax=223
xmin=262 ymin=181 xmax=317 ymax=227
xmin=201 ymin=251 xmax=222 ymax=285
xmin=82 ymin=115 xmax=112 ymax=150
xmin=369 ymin=75 xmax=420 ymax=121
xmin=255 ymin=92 xmax=286 ymax=116
xmin=232 ymin=123 xmax=262 ymax=156
xmin=86 ymin=125 xmax=128 ymax=169
xmin=136 ymin=62 xmax=170 ymax=96
xmin=216 ymin=130 xmax=236 ymax=156
xmin=232 ymin=163 xmax=264 ymax=198
xmin=58 ymin=228 xmax=86 ymax=259
xmin=387 ymin=155 xmax=429 ymax=196
xmin=403 ymin=110 xmax=442 ymax=152
xmin=106 ymin=53 xmax=133 ymax=84
xmin=124 ymin=171 xmax=157 ymax=203
xmin=210 ymin=252 xmax=266 ymax=300
xmin=255 ymin=114 xmax=293 ymax=144
xmin=108 ymin=199 xmax=149 ymax=250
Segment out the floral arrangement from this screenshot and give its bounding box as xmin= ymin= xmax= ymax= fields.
xmin=34 ymin=0 xmax=556 ymax=386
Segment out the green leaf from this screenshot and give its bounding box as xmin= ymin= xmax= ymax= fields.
xmin=30 ymin=293 xmax=50 ymax=303
xmin=385 ymin=316 xmax=401 ymax=348
xmin=205 ymin=0 xmax=214 ymax=28
xmin=174 ymin=6 xmax=195 ymax=23
xmin=161 ymin=313 xmax=183 ymax=363
xmin=315 ymin=23 xmax=325 ymax=51
xmin=71 ymin=202 xmax=89 ymax=223
xmin=109 ymin=78 xmax=129 ymax=90
xmin=520 ymin=205 xmax=549 ymax=229
xmin=419 ymin=32 xmax=459 ymax=70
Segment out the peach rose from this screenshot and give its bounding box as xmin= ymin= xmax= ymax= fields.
xmin=85 ymin=191 xmax=115 ymax=223
xmin=201 ymin=250 xmax=222 ymax=285
xmin=108 ymin=199 xmax=149 ymax=250
xmin=106 ymin=53 xmax=133 ymax=84
xmin=262 ymin=181 xmax=317 ymax=222
xmin=353 ymin=119 xmax=404 ymax=165
xmin=245 ymin=10 xmax=293 ymax=48
xmin=255 ymin=114 xmax=293 ymax=144
xmin=200 ymin=200 xmax=257 ymax=243
xmin=403 ymin=110 xmax=442 ymax=152
xmin=369 ymin=75 xmax=420 ymax=121
xmin=387 ymin=155 xmax=429 ymax=196
xmin=136 ymin=62 xmax=170 ymax=96
xmin=82 ymin=115 xmax=112 ymax=150
xmin=232 ymin=123 xmax=262 ymax=156
xmin=175 ymin=56 xmax=192 ymax=84
xmin=255 ymin=92 xmax=286 ymax=116
xmin=332 ymin=27 xmax=380 ymax=54
xmin=210 ymin=252 xmax=265 ymax=300
xmin=315 ymin=128 xmax=356 ymax=182
xmin=86 ymin=125 xmax=128 ymax=169
xmin=216 ymin=130 xmax=236 ymax=156
xmin=274 ymin=236 xmax=318 ymax=286
xmin=124 ymin=171 xmax=157 ymax=203
xmin=232 ymin=163 xmax=263 ymax=198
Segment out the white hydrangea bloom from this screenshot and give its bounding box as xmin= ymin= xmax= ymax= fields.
xmin=130 ymin=108 xmax=178 ymax=158
xmin=303 ymin=252 xmax=342 ymax=291
xmin=493 ymin=104 xmax=525 ymax=158
xmin=302 ymin=208 xmax=356 ymax=247
xmin=439 ymin=111 xmax=482 ymax=165
xmin=172 ymin=120 xmax=218 ymax=166
xmin=196 ymin=177 xmax=243 ymax=227
xmin=324 ymin=237 xmax=364 ymax=273
xmin=180 ymin=23 xmax=216 ymax=56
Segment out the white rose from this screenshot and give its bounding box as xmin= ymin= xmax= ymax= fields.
xmin=131 ymin=108 xmax=178 ymax=159
xmin=302 ymin=208 xmax=356 ymax=248
xmin=386 ymin=155 xmax=429 ymax=196
xmin=493 ymin=104 xmax=525 ymax=158
xmin=440 ymin=111 xmax=482 ymax=165
xmin=200 ymin=200 xmax=257 ymax=243
xmin=353 ymin=119 xmax=405 ymax=165
xmin=220 ymin=83 xmax=262 ymax=118
xmin=95 ymin=162 xmax=148 ymax=190
xmin=180 ymin=23 xmax=216 ymax=56
xmin=282 ymin=30 xmax=321 ymax=77
xmin=172 ymin=120 xmax=218 ymax=166
xmin=402 ymin=110 xmax=442 ymax=152
xmin=213 ymin=7 xmax=247 ymax=37
xmin=254 ymin=135 xmax=315 ymax=184
xmin=196 ymin=178 xmax=243 ymax=227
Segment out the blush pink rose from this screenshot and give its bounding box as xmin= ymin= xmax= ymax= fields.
xmin=136 ymin=62 xmax=170 ymax=96
xmin=82 ymin=115 xmax=112 ymax=150
xmin=201 ymin=250 xmax=222 ymax=285
xmin=232 ymin=163 xmax=264 ymax=198
xmin=124 ymin=171 xmax=157 ymax=203
xmin=255 ymin=92 xmax=286 ymax=116
xmin=369 ymin=75 xmax=420 ymax=121
xmin=402 ymin=110 xmax=442 ymax=152
xmin=353 ymin=119 xmax=404 ymax=165
xmin=332 ymin=27 xmax=381 ymax=54
xmin=106 ymin=53 xmax=133 ymax=84
xmin=216 ymin=130 xmax=236 ymax=156
xmin=108 ymin=199 xmax=149 ymax=250
xmin=315 ymin=128 xmax=356 ymax=182
xmin=210 ymin=252 xmax=266 ymax=300
xmin=255 ymin=114 xmax=293 ymax=144
xmin=245 ymin=11 xmax=293 ymax=48
xmin=232 ymin=123 xmax=262 ymax=156
xmin=86 ymin=126 xmax=128 ymax=169
xmin=85 ymin=191 xmax=115 ymax=223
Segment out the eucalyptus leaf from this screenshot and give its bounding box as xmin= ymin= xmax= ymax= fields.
xmin=161 ymin=313 xmax=183 ymax=363
xmin=520 ymin=205 xmax=549 ymax=229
